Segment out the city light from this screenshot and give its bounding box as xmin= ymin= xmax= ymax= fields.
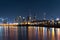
xmin=56 ymin=18 xmax=59 ymax=21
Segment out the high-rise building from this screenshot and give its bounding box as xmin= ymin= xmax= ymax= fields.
xmin=3 ymin=19 xmax=7 ymax=24
xmin=22 ymin=17 xmax=26 ymax=22
xmin=27 ymin=16 xmax=31 ymax=22
xmin=14 ymin=16 xmax=22 ymax=23
xmin=33 ymin=13 xmax=36 ymax=21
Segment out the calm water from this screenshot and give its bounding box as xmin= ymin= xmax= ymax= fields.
xmin=0 ymin=26 xmax=60 ymax=40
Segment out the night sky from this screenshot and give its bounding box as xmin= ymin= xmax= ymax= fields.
xmin=0 ymin=0 xmax=60 ymax=20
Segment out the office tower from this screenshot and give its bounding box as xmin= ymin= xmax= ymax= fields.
xmin=14 ymin=16 xmax=22 ymax=23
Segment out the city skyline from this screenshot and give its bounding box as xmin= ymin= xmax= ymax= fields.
xmin=0 ymin=0 xmax=60 ymax=40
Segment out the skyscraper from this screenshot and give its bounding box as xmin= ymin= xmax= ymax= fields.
xmin=3 ymin=19 xmax=7 ymax=24
xmin=14 ymin=16 xmax=22 ymax=23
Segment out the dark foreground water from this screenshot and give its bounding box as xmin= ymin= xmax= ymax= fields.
xmin=0 ymin=26 xmax=60 ymax=40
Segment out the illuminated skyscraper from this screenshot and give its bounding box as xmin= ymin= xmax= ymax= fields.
xmin=27 ymin=16 xmax=31 ymax=22
xmin=33 ymin=13 xmax=36 ymax=21
xmin=22 ymin=17 xmax=26 ymax=22
xmin=3 ymin=19 xmax=7 ymax=23
xmin=14 ymin=16 xmax=22 ymax=23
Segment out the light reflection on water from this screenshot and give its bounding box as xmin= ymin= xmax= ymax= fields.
xmin=0 ymin=26 xmax=59 ymax=40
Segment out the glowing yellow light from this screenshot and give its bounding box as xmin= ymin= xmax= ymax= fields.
xmin=52 ymin=28 xmax=55 ymax=40
xmin=28 ymin=22 xmax=31 ymax=24
xmin=58 ymin=21 xmax=60 ymax=24
xmin=52 ymin=28 xmax=54 ymax=36
xmin=25 ymin=22 xmax=27 ymax=24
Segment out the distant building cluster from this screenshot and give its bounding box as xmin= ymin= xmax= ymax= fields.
xmin=0 ymin=14 xmax=60 ymax=26
xmin=14 ymin=15 xmax=36 ymax=23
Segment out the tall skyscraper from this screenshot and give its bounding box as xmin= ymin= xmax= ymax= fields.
xmin=27 ymin=16 xmax=31 ymax=22
xmin=33 ymin=13 xmax=36 ymax=21
xmin=14 ymin=16 xmax=22 ymax=23
xmin=22 ymin=17 xmax=26 ymax=22
xmin=3 ymin=19 xmax=7 ymax=24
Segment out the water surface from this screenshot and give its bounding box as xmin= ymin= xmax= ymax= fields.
xmin=0 ymin=26 xmax=60 ymax=40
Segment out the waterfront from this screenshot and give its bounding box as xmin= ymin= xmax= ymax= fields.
xmin=0 ymin=26 xmax=60 ymax=40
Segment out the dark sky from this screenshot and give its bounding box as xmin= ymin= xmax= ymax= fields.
xmin=0 ymin=0 xmax=60 ymax=20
